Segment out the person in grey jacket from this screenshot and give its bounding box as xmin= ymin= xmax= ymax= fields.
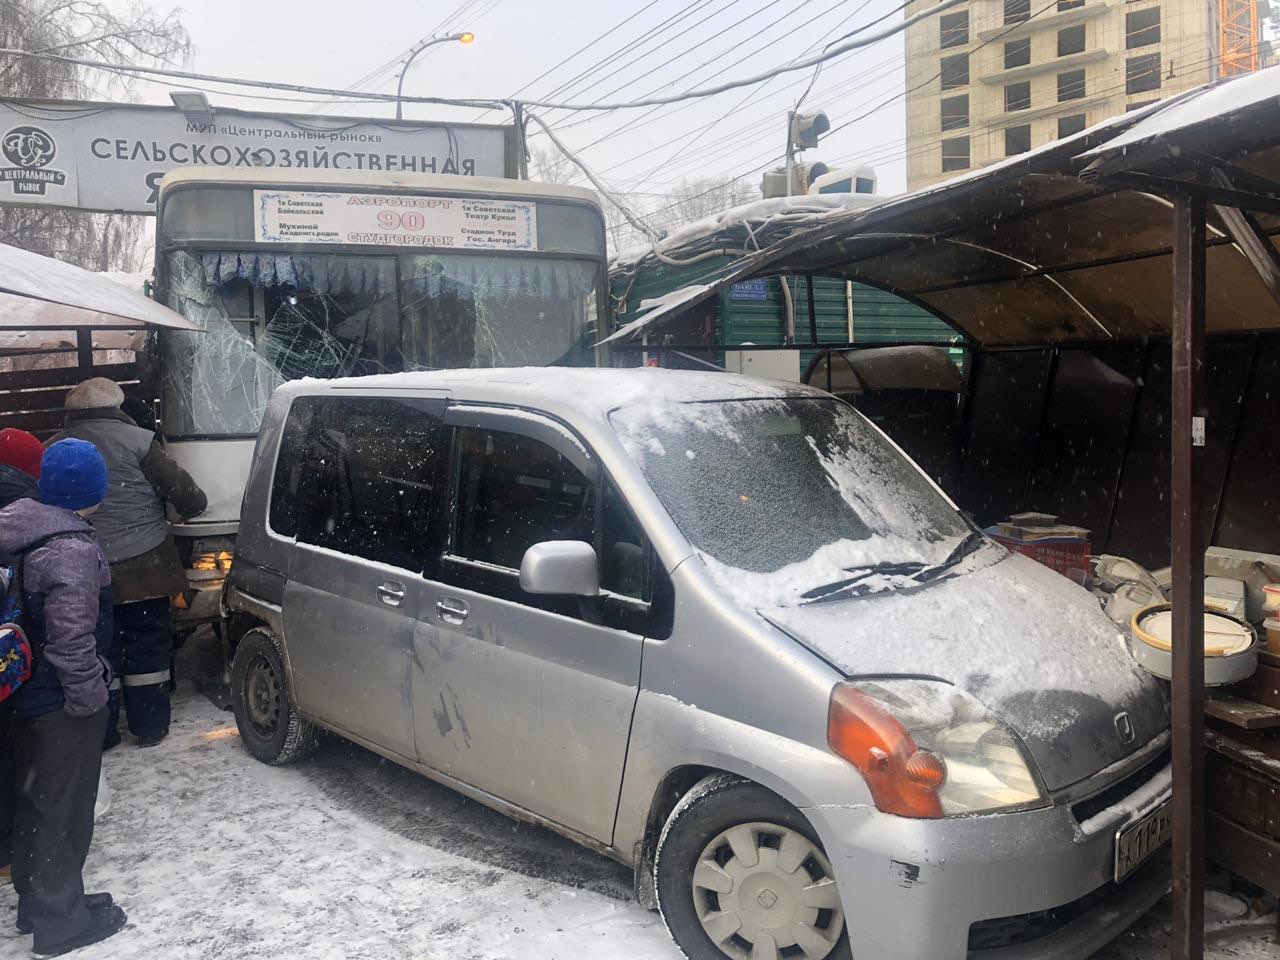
xmin=0 ymin=439 xmax=127 ymax=956
xmin=53 ymin=378 xmax=207 ymax=748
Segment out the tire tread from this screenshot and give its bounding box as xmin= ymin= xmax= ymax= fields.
xmin=231 ymin=628 xmax=318 ymax=765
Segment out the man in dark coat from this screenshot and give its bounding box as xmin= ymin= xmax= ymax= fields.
xmin=0 ymin=439 xmax=127 ymax=956
xmin=53 ymin=378 xmax=207 ymax=748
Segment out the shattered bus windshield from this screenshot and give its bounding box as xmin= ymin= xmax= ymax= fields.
xmin=154 ymin=176 xmax=606 ymax=438
xmin=160 ymin=251 xmax=598 ymax=436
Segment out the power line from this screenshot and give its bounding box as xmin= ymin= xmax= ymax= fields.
xmin=537 ymin=0 xmax=727 ymax=108
xmin=472 ymin=0 xmax=666 ymax=119
xmin=532 ymin=0 xmax=914 ymax=190
xmin=629 ymin=0 xmax=878 ymax=185
xmin=0 ymin=0 xmax=969 ymax=115
xmin=540 ymin=0 xmax=823 ymax=159
xmin=559 ymin=0 xmax=801 ymax=114
xmin=579 ymin=46 xmax=901 ymax=181
xmin=518 ymin=0 xmax=967 ymax=110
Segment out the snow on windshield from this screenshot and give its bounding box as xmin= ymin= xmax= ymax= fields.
xmin=611 ymin=396 xmax=969 ymax=606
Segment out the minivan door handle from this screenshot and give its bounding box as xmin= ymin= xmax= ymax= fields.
xmin=436 ymin=597 xmax=470 ymax=625
xmin=377 ymin=580 xmax=407 ymax=608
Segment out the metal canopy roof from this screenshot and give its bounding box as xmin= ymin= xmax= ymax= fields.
xmin=606 ymin=67 xmax=1280 ymax=347
xmin=0 ymin=242 xmax=198 ymax=331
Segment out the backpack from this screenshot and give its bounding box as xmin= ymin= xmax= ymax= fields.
xmin=0 ymin=533 xmax=75 ymax=703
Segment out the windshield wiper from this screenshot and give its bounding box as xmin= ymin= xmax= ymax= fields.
xmin=800 ymin=561 xmax=927 ymax=603
xmin=914 ymin=530 xmax=987 ymax=583
xmin=799 ymin=532 xmax=987 ymax=605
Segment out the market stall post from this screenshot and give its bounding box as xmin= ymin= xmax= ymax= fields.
xmin=1169 ymin=191 xmax=1208 ymax=960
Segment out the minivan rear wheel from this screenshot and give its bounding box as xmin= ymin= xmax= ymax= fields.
xmin=655 ymin=774 xmax=851 ymax=960
xmin=230 ymin=628 xmax=318 ymax=765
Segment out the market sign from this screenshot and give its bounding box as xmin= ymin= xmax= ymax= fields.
xmin=0 ymin=98 xmax=515 ymax=215
xmin=254 ymin=190 xmax=537 ymax=251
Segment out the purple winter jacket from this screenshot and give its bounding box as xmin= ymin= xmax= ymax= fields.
xmin=0 ymin=498 xmax=112 ymax=717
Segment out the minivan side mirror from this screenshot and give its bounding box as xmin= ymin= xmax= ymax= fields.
xmin=519 ymin=541 xmax=600 ymax=597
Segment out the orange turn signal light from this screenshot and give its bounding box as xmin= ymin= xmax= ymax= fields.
xmin=827 ymin=684 xmax=945 ymax=819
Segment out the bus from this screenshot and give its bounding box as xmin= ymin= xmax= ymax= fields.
xmin=147 ymin=167 xmax=607 ymax=622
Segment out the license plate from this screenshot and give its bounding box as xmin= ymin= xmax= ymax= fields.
xmin=1114 ymin=799 xmax=1172 ymax=882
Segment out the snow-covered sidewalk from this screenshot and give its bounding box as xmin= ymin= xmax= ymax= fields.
xmin=0 ymin=685 xmax=674 ymax=959
xmin=0 ymin=684 xmax=1273 ymax=959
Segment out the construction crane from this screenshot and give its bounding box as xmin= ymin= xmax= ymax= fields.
xmin=1218 ymin=0 xmax=1260 ymax=76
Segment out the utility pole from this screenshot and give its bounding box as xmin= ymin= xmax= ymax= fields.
xmin=784 ymin=110 xmax=796 ymax=195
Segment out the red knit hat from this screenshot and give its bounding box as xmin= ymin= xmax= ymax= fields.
xmin=0 ymin=428 xmax=44 ymax=480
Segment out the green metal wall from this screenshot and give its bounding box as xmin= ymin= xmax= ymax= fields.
xmin=610 ymin=256 xmax=960 ymax=364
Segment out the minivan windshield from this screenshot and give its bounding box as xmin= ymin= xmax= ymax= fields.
xmin=610 ymin=396 xmax=974 ymax=606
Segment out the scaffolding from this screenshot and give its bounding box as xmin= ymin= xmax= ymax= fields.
xmin=1218 ymin=0 xmax=1260 ymax=77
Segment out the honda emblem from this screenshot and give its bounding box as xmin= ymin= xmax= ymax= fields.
xmin=1114 ymin=712 xmax=1135 ymax=745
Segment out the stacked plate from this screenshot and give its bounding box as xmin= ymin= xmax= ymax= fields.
xmin=1129 ymin=604 xmax=1258 ymax=686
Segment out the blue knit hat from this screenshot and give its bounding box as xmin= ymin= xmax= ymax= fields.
xmin=38 ymin=439 xmax=108 ymax=511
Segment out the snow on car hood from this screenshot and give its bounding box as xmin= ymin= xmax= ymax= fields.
xmin=764 ymin=553 xmax=1168 ymax=792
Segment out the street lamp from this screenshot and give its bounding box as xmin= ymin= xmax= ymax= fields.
xmin=395 ymin=32 xmax=475 ymax=120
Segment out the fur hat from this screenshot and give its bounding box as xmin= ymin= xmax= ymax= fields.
xmin=65 ymin=377 xmax=125 ymax=411
xmin=38 ymin=439 xmax=108 ymax=511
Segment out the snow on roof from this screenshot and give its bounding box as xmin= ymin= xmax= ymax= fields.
xmin=98 ymin=271 xmax=150 ymax=293
xmin=287 ymin=365 xmax=819 ymax=422
xmin=610 ymin=193 xmax=885 ymax=269
xmin=0 ymin=243 xmax=194 ymax=330
xmin=160 ymin=166 xmax=604 ymax=208
xmin=601 ymin=69 xmax=1280 ymax=347
xmin=599 ymin=284 xmax=712 ymax=345
xmin=1082 ymin=63 xmax=1280 ymax=159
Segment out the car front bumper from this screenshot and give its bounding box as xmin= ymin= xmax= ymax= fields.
xmin=806 ymin=785 xmax=1171 ymax=960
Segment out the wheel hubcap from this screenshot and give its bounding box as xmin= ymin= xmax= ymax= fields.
xmin=244 ymin=654 xmax=281 ymax=739
xmin=691 ymin=822 xmax=843 ymax=960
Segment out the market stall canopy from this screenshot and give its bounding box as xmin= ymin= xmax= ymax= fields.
xmin=808 ymin=344 xmax=965 ymax=394
xmin=604 ymin=67 xmax=1280 ymax=347
xmin=0 ymin=242 xmax=197 ymax=330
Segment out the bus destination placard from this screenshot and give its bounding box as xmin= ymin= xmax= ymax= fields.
xmin=253 ymin=190 xmax=538 ymax=251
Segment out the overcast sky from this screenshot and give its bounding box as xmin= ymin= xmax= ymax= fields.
xmin=114 ymin=0 xmax=910 ymax=209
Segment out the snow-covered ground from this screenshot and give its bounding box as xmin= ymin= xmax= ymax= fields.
xmin=0 ymin=684 xmax=1274 ymax=959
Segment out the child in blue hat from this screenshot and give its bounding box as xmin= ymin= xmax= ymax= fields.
xmin=0 ymin=439 xmax=126 ymax=955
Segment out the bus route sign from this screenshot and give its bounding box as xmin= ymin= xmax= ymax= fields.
xmin=254 ymin=190 xmax=537 ymax=251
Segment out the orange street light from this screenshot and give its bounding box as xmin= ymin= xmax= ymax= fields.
xmin=396 ymin=31 xmax=476 ymax=120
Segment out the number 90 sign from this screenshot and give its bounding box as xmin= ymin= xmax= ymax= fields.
xmin=377 ymin=210 xmax=427 ymax=231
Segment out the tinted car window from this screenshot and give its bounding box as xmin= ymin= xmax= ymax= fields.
xmin=600 ymin=482 xmax=649 ymax=602
xmin=271 ymin=396 xmax=442 ymax=570
xmin=452 ymin=427 xmax=595 ymax=570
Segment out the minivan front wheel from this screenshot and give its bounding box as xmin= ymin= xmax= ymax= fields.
xmin=655 ymin=774 xmax=850 ymax=960
xmin=230 ymin=628 xmax=318 ymax=765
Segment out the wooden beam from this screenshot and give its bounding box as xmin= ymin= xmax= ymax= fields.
xmin=1205 ymin=695 xmax=1280 ymax=730
xmin=1108 ymin=171 xmax=1280 ymax=216
xmin=1210 ymin=167 xmax=1280 ymax=308
xmin=1170 ymin=192 xmax=1207 ymax=960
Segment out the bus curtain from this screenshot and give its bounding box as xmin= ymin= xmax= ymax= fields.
xmin=198 ymin=252 xmax=398 ymax=298
xmin=196 ymin=252 xmax=596 ymax=304
xmin=400 ymin=255 xmax=597 ymax=302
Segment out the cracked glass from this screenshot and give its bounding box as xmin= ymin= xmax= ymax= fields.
xmin=159 ymin=250 xmax=598 ymax=437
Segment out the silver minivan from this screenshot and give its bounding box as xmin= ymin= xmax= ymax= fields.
xmin=225 ymin=367 xmax=1172 ymax=960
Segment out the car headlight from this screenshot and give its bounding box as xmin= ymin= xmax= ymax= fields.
xmin=827 ymin=678 xmax=1046 ymax=818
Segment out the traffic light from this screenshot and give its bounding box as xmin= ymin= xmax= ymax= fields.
xmin=790 ymin=111 xmax=830 ymax=151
